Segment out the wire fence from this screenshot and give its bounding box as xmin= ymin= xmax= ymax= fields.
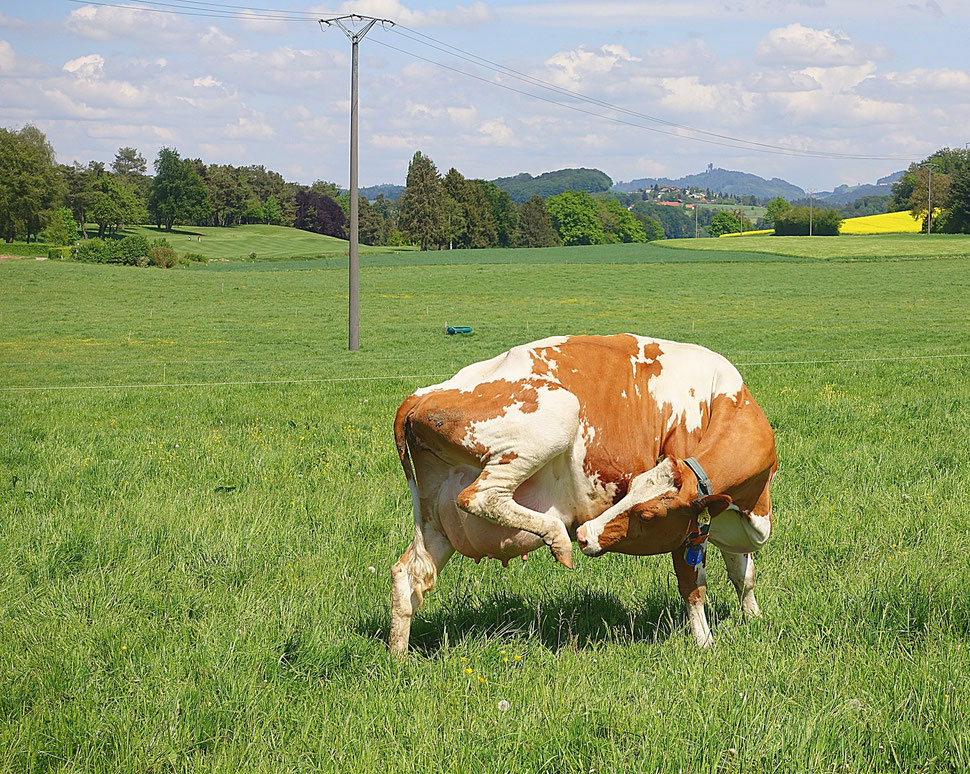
xmin=2 ymin=351 xmax=967 ymax=393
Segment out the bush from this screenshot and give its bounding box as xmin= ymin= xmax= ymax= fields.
xmin=183 ymin=252 xmax=207 ymax=263
xmin=774 ymin=206 xmax=843 ymax=236
xmin=149 ymin=246 xmax=179 ymax=268
xmin=74 ymin=238 xmax=109 ymax=263
xmin=47 ymin=247 xmax=69 ymax=260
xmin=114 ymin=235 xmax=150 ymax=266
xmin=0 ymin=242 xmax=52 ymax=257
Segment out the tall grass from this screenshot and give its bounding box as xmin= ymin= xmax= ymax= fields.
xmin=2 ymin=249 xmax=969 ymax=772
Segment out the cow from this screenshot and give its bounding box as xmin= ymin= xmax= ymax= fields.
xmin=389 ymin=334 xmax=777 ymax=653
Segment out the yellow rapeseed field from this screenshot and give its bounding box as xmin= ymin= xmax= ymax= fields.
xmin=720 ymin=229 xmax=773 ymax=237
xmin=718 ymin=211 xmax=924 ymax=237
xmin=840 ymin=211 xmax=923 ymax=234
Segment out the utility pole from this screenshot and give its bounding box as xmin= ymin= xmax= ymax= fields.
xmin=919 ymin=162 xmax=934 ymax=235
xmin=809 ymin=191 xmax=814 ymax=237
xmin=694 ymin=204 xmax=698 ymax=238
xmin=320 ymin=14 xmax=393 ymax=351
xmin=927 ymin=166 xmax=932 ymax=235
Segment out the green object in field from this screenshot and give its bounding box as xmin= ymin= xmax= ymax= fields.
xmin=446 ymin=325 xmax=472 ymax=335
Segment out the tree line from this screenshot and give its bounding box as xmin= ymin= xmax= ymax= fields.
xmin=4 ymin=123 xmax=966 ymax=248
xmin=396 ymin=151 xmax=660 ymax=250
xmin=0 ymin=126 xmax=665 ymax=249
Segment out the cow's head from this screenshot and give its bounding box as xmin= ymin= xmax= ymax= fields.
xmin=576 ymin=457 xmax=732 ymax=556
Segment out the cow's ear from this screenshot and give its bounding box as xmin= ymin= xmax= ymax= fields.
xmin=692 ymin=494 xmax=732 ymax=518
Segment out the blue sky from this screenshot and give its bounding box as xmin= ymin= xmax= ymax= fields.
xmin=1 ymin=1 xmax=967 ymax=191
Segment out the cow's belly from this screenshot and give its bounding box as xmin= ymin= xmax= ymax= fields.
xmin=708 ymin=508 xmax=772 ymax=553
xmin=436 ymin=468 xmax=544 ymax=560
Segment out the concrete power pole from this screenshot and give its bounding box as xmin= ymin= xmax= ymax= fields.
xmin=321 ymin=15 xmax=393 ymax=351
xmin=927 ymin=166 xmax=932 ymax=235
xmin=918 ymin=162 xmax=934 ymax=235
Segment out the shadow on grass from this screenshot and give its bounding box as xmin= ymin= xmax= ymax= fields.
xmin=355 ymin=588 xmax=738 ymax=655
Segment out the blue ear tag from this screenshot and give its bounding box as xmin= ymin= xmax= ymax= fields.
xmin=685 ymin=544 xmax=705 ymax=567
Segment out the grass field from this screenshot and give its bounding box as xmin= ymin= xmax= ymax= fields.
xmin=114 ymin=224 xmax=414 ymax=262
xmin=3 ymin=243 xmax=970 ymax=772
xmin=661 ymin=232 xmax=970 ymax=260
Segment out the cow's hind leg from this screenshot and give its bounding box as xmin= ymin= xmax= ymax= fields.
xmin=456 ymin=452 xmax=574 ymax=568
xmin=720 ymin=549 xmax=761 ymax=618
xmin=672 ymin=548 xmax=713 ymax=647
xmin=389 ymin=524 xmax=454 ymax=654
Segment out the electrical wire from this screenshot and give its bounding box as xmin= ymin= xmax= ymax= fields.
xmin=370 ymin=37 xmax=918 ymax=161
xmin=66 ymin=0 xmax=319 ymax=22
xmin=387 ymin=24 xmax=915 ymax=162
xmin=64 ymin=0 xmax=926 ymax=162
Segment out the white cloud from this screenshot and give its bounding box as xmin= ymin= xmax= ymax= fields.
xmin=222 ymin=46 xmax=345 ymax=94
xmin=64 ymin=4 xmax=237 ymax=49
xmin=856 ymin=67 xmax=970 ymax=103
xmin=755 ymin=24 xmax=874 ymax=68
xmin=746 ymin=70 xmax=821 ymax=93
xmin=542 ymin=44 xmax=638 ymax=88
xmin=403 ymin=101 xmax=479 ymax=129
xmin=193 ymin=75 xmax=223 ymax=88
xmin=224 ymin=116 xmax=276 ymax=140
xmin=63 ymin=54 xmax=105 ymax=79
xmin=475 ymin=118 xmax=519 ymax=146
xmin=0 ymin=12 xmax=26 ymax=29
xmin=0 ymin=39 xmax=19 ymax=73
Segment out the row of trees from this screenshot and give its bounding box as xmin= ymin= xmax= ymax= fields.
xmin=397 ymin=151 xmax=661 ymax=250
xmin=7 ymin=122 xmax=967 ymax=247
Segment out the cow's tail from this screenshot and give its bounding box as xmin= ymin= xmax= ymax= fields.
xmin=392 ymin=395 xmax=437 ymax=605
xmin=393 ymin=394 xmax=420 ymax=485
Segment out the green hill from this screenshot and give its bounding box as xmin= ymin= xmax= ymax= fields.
xmin=111 ymin=224 xmax=412 ymax=261
xmin=492 ymin=168 xmax=613 ymax=203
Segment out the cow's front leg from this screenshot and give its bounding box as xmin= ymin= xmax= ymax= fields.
xmin=672 ymin=548 xmax=713 ymax=648
xmin=720 ymin=549 xmax=761 ymax=618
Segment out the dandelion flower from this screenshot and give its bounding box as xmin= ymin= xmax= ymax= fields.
xmin=497 ymin=700 xmax=510 ymax=712
xmin=514 ymin=655 xmax=522 ymax=661
xmin=460 ymin=657 xmax=467 ymax=662
xmin=464 ymin=668 xmax=473 ymax=675
xmin=478 ymin=676 xmax=487 ymax=684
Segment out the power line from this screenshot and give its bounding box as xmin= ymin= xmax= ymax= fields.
xmin=65 ymin=0 xmax=318 ymax=22
xmin=387 ymin=24 xmax=915 ymax=162
xmin=66 ymin=0 xmax=925 ymax=162
xmin=369 ymin=37 xmax=917 ymax=161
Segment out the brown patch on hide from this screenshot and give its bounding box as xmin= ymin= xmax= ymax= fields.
xmin=528 ymin=335 xmax=666 ymax=486
xmin=405 ymin=379 xmax=543 ymax=462
xmin=496 ymin=452 xmax=518 ymax=464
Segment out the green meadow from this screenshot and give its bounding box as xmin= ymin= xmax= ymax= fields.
xmin=2 ymin=239 xmax=970 ymax=772
xmin=113 ymin=223 xmax=415 ymax=262
xmin=661 ymin=232 xmax=970 ymax=260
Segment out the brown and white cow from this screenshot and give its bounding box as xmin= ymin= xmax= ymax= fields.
xmin=389 ymin=334 xmax=777 ymax=652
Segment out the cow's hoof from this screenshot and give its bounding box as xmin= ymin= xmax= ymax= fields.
xmin=545 ymin=531 xmax=574 ymax=568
